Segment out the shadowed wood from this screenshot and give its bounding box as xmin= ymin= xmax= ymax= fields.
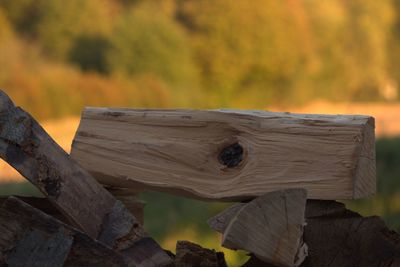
xmin=71 ymin=108 xmax=375 ymax=201
xmin=301 ymin=200 xmax=400 ymax=267
xmin=216 ymin=200 xmax=400 ymax=267
xmin=0 ymin=91 xmax=171 ymax=267
xmin=0 ymin=197 xmax=130 ymax=267
xmin=209 ymin=189 xmax=308 ymax=267
xmin=0 ymin=195 xmax=145 ymax=225
xmin=173 ymin=241 xmax=227 ymax=267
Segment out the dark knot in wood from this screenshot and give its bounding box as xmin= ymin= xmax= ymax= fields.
xmin=218 ymin=143 xmax=243 ymax=168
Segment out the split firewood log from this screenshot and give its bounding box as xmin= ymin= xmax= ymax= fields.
xmin=0 ymin=90 xmax=171 ymax=266
xmin=0 ymin=197 xmax=130 ymax=267
xmin=208 ymin=189 xmax=308 ymax=267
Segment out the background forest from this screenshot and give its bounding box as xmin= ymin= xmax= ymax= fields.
xmin=1 ymin=0 xmax=400 ymax=118
xmin=1 ymin=0 xmax=400 ymax=265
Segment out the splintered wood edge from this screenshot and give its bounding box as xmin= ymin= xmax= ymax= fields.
xmin=353 ymin=117 xmax=376 ymax=199
xmin=207 ymin=203 xmax=246 ymax=234
xmin=73 ymin=107 xmax=376 ymax=200
xmin=214 ymin=189 xmax=308 ymax=266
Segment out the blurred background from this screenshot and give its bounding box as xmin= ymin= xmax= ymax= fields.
xmin=1 ymin=0 xmax=400 ymax=265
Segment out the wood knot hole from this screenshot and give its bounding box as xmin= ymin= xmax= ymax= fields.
xmin=218 ymin=142 xmax=243 ymax=168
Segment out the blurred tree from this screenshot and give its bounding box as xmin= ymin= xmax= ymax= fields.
xmin=69 ymin=35 xmax=111 ymax=74
xmin=106 ymin=3 xmax=201 ymax=106
xmin=388 ymin=0 xmax=400 ymax=101
xmin=0 ymin=0 xmax=116 ymax=60
xmin=304 ymin=0 xmax=394 ymax=101
xmin=0 ymin=7 xmax=13 ymax=41
xmin=176 ymin=0 xmax=315 ymax=107
xmin=0 ymin=0 xmax=46 ymax=36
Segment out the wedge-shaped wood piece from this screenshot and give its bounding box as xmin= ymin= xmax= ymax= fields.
xmin=71 ymin=108 xmax=375 ymax=200
xmin=0 ymin=197 xmax=130 ymax=267
xmin=213 ymin=200 xmax=400 ymax=267
xmin=208 ymin=189 xmax=308 ymax=267
xmin=0 ymin=91 xmax=171 ymax=267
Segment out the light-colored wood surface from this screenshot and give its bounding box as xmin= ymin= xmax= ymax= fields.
xmin=71 ymin=108 xmax=375 ymax=200
xmin=209 ymin=189 xmax=308 ymax=267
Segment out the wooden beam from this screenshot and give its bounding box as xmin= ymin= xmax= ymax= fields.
xmin=0 ymin=91 xmax=171 ymax=266
xmin=208 ymin=189 xmax=308 ymax=267
xmin=0 ymin=197 xmax=130 ymax=267
xmin=71 ymin=108 xmax=375 ymax=201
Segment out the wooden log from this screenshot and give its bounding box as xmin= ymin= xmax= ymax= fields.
xmin=208 ymin=189 xmax=308 ymax=267
xmin=213 ymin=199 xmax=400 ymax=267
xmin=0 ymin=196 xmax=68 ymax=222
xmin=71 ymin=108 xmax=375 ymax=201
xmin=173 ymin=241 xmax=227 ymax=267
xmin=301 ymin=200 xmax=400 ymax=267
xmin=0 ymin=91 xmax=171 ymax=266
xmin=107 ymin=187 xmax=146 ymax=225
xmin=0 ymin=196 xmax=130 ymax=267
xmin=0 ymin=195 xmax=145 ymax=225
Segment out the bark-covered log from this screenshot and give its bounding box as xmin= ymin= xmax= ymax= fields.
xmin=0 ymin=196 xmax=130 ymax=267
xmin=0 ymin=195 xmax=145 ymax=226
xmin=0 ymin=196 xmax=68 ymax=222
xmin=0 ymin=90 xmax=170 ymax=266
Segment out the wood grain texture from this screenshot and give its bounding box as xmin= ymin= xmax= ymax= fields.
xmin=215 ymin=200 xmax=400 ymax=267
xmin=301 ymin=200 xmax=400 ymax=267
xmin=209 ymin=189 xmax=308 ymax=267
xmin=71 ymin=108 xmax=376 ymax=200
xmin=0 ymin=197 xmax=130 ymax=267
xmin=0 ymin=195 xmax=145 ymax=226
xmin=0 ymin=91 xmax=171 ymax=267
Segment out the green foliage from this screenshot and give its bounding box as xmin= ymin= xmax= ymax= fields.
xmin=0 ymin=7 xmax=13 ymax=41
xmin=107 ymin=6 xmax=197 ymax=86
xmin=0 ymin=0 xmax=46 ymax=35
xmin=177 ymin=0 xmax=309 ymax=106
xmin=0 ymin=0 xmax=400 ymax=113
xmin=376 ymin=137 xmax=400 ymax=196
xmin=69 ymin=35 xmax=111 ymax=74
xmin=1 ymin=0 xmax=115 ymax=59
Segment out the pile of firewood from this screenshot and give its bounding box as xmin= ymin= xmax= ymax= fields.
xmin=0 ymin=89 xmax=399 ymax=267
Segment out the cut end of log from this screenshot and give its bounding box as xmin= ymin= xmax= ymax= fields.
xmin=353 ymin=116 xmax=376 ymax=199
xmin=210 ymin=188 xmax=308 ymax=267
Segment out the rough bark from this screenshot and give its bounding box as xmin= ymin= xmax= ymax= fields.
xmin=0 ymin=196 xmax=129 ymax=267
xmin=0 ymin=90 xmax=171 ymax=266
xmin=173 ymin=241 xmax=227 ymax=267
